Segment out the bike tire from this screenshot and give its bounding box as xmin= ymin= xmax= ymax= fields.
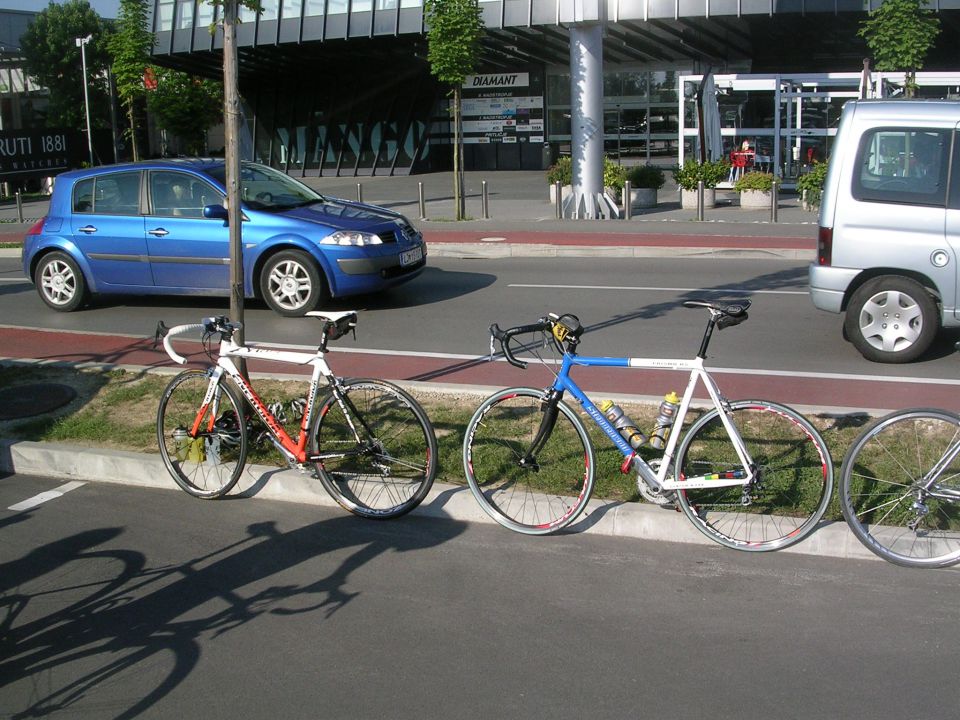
xmin=462 ymin=387 xmax=595 ymax=535
xmin=839 ymin=408 xmax=960 ymax=568
xmin=310 ymin=379 xmax=437 ymax=519
xmin=157 ymin=370 xmax=248 ymax=499
xmin=674 ymin=400 xmax=833 ymax=551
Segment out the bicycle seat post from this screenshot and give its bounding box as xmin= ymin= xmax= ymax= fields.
xmin=697 ymin=312 xmax=719 ymax=359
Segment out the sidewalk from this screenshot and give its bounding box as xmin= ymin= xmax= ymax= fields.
xmin=0 ymin=170 xmax=819 ymax=260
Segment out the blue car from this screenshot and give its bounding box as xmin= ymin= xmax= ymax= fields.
xmin=21 ymin=159 xmax=427 ymax=316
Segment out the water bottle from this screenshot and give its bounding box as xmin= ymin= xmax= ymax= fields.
xmin=597 ymin=400 xmax=647 ymax=450
xmin=649 ymin=391 xmax=680 ymax=449
xmin=172 ymin=427 xmax=190 ymax=461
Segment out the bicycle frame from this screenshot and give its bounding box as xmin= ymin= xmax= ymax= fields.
xmin=549 ymin=352 xmax=755 ymax=491
xmin=194 ymin=336 xmax=349 ymax=466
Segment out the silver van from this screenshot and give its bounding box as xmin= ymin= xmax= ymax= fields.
xmin=808 ymin=99 xmax=960 ymax=363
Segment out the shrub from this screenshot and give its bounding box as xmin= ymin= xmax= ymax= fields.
xmin=546 ymin=155 xmax=627 ymax=191
xmin=672 ymin=158 xmax=730 ymax=190
xmin=603 ymin=157 xmax=627 ymax=191
xmin=546 ymin=156 xmax=572 ymax=185
xmin=734 ymin=171 xmax=776 ymax=193
xmin=797 ymin=161 xmax=829 ymax=208
xmin=626 ymin=164 xmax=666 ymax=189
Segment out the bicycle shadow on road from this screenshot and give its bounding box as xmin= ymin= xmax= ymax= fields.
xmin=0 ymin=508 xmax=467 ymax=718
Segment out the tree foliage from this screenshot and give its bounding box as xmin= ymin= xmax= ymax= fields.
xmin=108 ymin=0 xmax=154 ymax=160
xmin=147 ymin=68 xmax=224 ymax=155
xmin=424 ymin=0 xmax=484 ymax=220
xmin=21 ymin=0 xmax=112 ymax=130
xmin=859 ymin=0 xmax=941 ymax=96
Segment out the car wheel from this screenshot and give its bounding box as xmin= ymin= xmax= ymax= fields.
xmin=34 ymin=251 xmax=87 ymax=312
xmin=844 ymin=276 xmax=938 ymax=363
xmin=259 ymin=249 xmax=327 ymax=317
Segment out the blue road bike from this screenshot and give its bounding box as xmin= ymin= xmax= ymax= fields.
xmin=462 ymin=301 xmax=834 ymax=551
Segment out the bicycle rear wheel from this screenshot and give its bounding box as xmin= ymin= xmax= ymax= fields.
xmin=310 ymin=379 xmax=436 ymax=519
xmin=462 ymin=387 xmax=595 ymax=535
xmin=840 ymin=409 xmax=960 ymax=568
xmin=157 ymin=370 xmax=248 ymax=499
xmin=674 ymin=400 xmax=833 ymax=551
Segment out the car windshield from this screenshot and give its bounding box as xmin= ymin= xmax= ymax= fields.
xmin=207 ymin=162 xmax=323 ymax=211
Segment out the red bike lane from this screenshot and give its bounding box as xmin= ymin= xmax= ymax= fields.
xmin=2 ymin=325 xmax=955 ymax=413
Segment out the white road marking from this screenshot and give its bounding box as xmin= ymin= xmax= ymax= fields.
xmin=508 ymin=282 xmax=809 ymax=295
xmin=8 ymin=481 xmax=86 ymax=512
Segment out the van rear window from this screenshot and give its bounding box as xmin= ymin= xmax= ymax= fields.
xmin=852 ymin=128 xmax=950 ymax=207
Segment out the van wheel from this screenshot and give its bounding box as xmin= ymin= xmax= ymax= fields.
xmin=260 ymin=250 xmax=328 ymax=317
xmin=844 ymin=276 xmax=938 ymax=363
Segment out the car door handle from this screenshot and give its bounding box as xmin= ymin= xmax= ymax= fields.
xmin=148 ymin=228 xmax=169 ymax=237
xmin=78 ymin=225 xmax=97 ymax=234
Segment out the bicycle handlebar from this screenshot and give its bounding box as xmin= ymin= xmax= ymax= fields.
xmin=490 ymin=320 xmax=551 ymax=369
xmin=158 ymin=316 xmax=244 ymax=365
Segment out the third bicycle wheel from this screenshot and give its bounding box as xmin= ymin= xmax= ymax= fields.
xmin=462 ymin=387 xmax=595 ymax=535
xmin=674 ymin=400 xmax=833 ymax=551
xmin=840 ymin=409 xmax=960 ymax=568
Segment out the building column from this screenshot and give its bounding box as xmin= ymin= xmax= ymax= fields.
xmin=565 ymin=22 xmax=617 ymax=219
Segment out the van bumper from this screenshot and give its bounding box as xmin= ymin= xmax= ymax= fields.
xmin=808 ymin=264 xmax=860 ymax=313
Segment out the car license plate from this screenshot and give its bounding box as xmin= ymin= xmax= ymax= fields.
xmin=400 ymin=246 xmax=423 ymax=267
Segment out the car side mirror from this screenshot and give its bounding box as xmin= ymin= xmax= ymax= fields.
xmin=203 ymin=204 xmax=229 ymax=220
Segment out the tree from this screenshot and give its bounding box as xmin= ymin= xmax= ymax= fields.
xmin=21 ymin=0 xmax=112 ymax=131
xmin=425 ymin=0 xmax=484 ymax=221
xmin=147 ymin=68 xmax=224 ymax=155
xmin=859 ymin=0 xmax=941 ymax=98
xmin=108 ymin=0 xmax=154 ymax=161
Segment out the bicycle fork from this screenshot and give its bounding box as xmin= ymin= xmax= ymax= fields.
xmin=517 ymin=389 xmax=565 ymax=472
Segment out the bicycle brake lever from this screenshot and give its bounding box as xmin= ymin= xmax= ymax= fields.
xmin=153 ymin=321 xmax=170 ymax=349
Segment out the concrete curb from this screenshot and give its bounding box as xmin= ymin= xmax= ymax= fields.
xmin=0 ymin=438 xmax=881 ymax=563
xmin=2 ymin=245 xmax=813 ymax=261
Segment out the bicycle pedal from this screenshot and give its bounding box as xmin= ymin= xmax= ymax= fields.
xmin=296 ymin=463 xmax=318 ymax=478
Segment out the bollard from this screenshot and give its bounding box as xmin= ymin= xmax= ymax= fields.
xmin=623 ymin=180 xmax=632 ymax=221
xmin=418 ymin=182 xmax=426 ymax=220
xmin=356 ymin=183 xmax=363 ymax=203
xmin=15 ymin=190 xmax=23 ymax=223
xmin=481 ymin=180 xmax=489 ymax=219
xmin=770 ymin=181 xmax=779 ymax=223
xmin=697 ymin=180 xmax=705 ymax=222
xmin=555 ymin=181 xmax=562 ymax=220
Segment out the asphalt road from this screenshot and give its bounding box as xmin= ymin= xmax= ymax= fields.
xmin=1 ymin=472 xmax=957 ymax=720
xmin=5 ymin=254 xmax=960 ymax=402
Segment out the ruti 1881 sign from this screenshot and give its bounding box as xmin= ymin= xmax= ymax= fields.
xmin=0 ymin=129 xmax=83 ymax=180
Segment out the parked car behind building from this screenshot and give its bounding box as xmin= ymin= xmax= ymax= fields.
xmin=21 ymin=160 xmax=427 ymax=316
xmin=809 ymin=100 xmax=960 ymax=363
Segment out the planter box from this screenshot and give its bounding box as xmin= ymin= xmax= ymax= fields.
xmin=630 ymin=187 xmax=658 ymax=208
xmin=680 ymin=188 xmax=716 ymax=210
xmin=739 ymin=188 xmax=771 ymax=210
xmin=549 ymin=183 xmax=572 ymax=205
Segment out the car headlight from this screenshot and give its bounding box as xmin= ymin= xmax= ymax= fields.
xmin=321 ymin=231 xmax=383 ymax=246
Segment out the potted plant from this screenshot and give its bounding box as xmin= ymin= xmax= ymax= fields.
xmin=547 ymin=156 xmax=626 ymax=205
xmin=734 ymin=171 xmax=776 ymax=209
xmin=796 ymin=161 xmax=829 ymax=211
xmin=672 ymin=158 xmax=729 ymax=209
xmin=547 ymin=156 xmax=572 ymax=204
xmin=625 ymin=164 xmax=665 ymax=208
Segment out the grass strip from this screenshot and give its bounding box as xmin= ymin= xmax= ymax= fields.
xmin=0 ymin=363 xmax=875 ymax=520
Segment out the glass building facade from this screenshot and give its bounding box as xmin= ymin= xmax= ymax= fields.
xmin=148 ymin=0 xmax=960 ymax=176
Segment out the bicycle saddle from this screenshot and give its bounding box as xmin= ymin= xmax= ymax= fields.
xmin=683 ymin=299 xmax=751 ymax=316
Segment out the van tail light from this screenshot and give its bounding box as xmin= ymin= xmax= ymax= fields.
xmin=25 ymin=217 xmax=46 ymax=236
xmin=817 ymin=226 xmax=833 ymax=266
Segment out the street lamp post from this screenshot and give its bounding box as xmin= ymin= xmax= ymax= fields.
xmin=75 ymin=34 xmax=94 ymax=166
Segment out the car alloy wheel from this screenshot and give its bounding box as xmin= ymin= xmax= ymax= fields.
xmin=260 ymin=249 xmax=326 ymax=317
xmin=35 ymin=252 xmax=87 ymax=312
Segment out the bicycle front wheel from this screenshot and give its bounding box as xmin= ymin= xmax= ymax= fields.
xmin=840 ymin=409 xmax=960 ymax=568
xmin=310 ymin=379 xmax=437 ymax=519
xmin=157 ymin=370 xmax=248 ymax=499
xmin=675 ymin=400 xmax=833 ymax=551
xmin=462 ymin=387 xmax=595 ymax=535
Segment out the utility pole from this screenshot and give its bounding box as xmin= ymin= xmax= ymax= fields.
xmin=222 ymin=0 xmax=246 ymax=376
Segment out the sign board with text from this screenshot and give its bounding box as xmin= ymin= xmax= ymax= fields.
xmin=0 ymin=129 xmax=84 ymax=180
xmin=459 ymin=73 xmax=544 ymax=145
